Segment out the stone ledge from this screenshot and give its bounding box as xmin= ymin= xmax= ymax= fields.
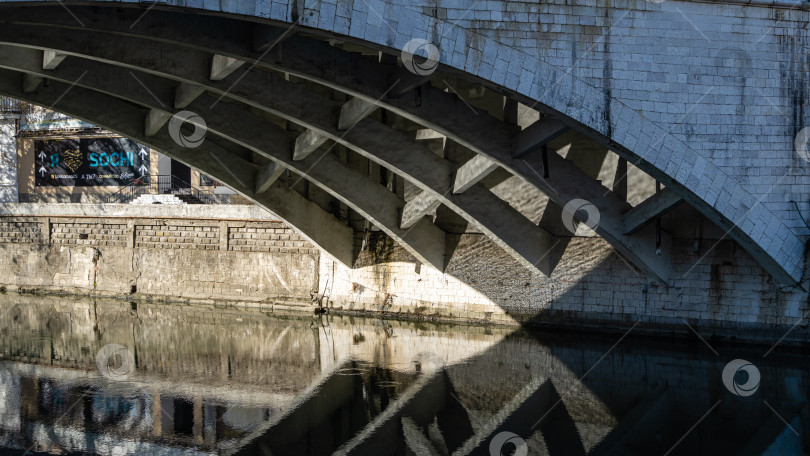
xmin=0 ymin=203 xmax=280 ymax=221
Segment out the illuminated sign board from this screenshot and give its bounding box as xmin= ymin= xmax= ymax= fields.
xmin=34 ymin=138 xmax=150 ymax=187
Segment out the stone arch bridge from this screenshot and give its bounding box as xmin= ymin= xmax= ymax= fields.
xmin=0 ymin=0 xmax=807 ymax=289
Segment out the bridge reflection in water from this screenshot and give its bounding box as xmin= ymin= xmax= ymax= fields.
xmin=0 ymin=295 xmax=804 ymax=455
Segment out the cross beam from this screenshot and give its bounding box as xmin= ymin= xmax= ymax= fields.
xmin=622 ymin=189 xmax=683 ymax=235
xmin=0 ymin=30 xmax=556 ymax=274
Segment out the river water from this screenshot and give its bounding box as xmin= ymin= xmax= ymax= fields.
xmin=0 ymin=293 xmax=804 ymax=455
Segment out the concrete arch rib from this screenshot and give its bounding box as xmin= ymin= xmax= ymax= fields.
xmin=0 ymin=7 xmax=802 ymax=283
xmin=0 ymin=20 xmax=669 ymax=283
xmin=0 ymin=65 xmax=450 ymax=271
xmin=0 ymin=5 xmax=800 ymax=283
xmin=0 ymin=8 xmax=723 ymax=284
xmin=0 ymin=70 xmax=356 ymax=266
xmin=0 ymin=29 xmax=558 ymax=275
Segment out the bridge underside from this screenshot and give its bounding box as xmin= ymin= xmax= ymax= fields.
xmin=0 ymin=4 xmax=800 ymax=286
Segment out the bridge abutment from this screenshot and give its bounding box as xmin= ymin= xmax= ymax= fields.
xmin=1 ymin=205 xmax=807 ymax=345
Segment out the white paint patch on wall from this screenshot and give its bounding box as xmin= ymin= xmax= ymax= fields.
xmin=0 ymin=117 xmax=18 ymax=203
xmin=316 ymin=255 xmax=513 ymax=323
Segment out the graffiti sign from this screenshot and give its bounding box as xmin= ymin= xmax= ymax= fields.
xmin=34 ymin=137 xmax=150 ymax=187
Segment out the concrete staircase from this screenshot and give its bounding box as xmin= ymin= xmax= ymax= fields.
xmin=129 ymin=193 xmax=186 ymax=205
xmin=175 ymin=193 xmax=207 ymax=204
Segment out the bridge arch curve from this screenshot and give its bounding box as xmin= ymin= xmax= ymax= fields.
xmin=0 ymin=2 xmax=803 ymax=286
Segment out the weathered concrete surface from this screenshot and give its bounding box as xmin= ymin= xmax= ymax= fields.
xmin=622 ymin=188 xmax=683 ymax=235
xmin=0 ymin=206 xmax=515 ymax=322
xmin=1 ymin=206 xmax=809 ymax=340
xmin=0 ymin=117 xmax=16 ymax=203
xmin=0 ymin=212 xmax=321 ymax=304
xmin=321 ymin=230 xmax=810 ymax=344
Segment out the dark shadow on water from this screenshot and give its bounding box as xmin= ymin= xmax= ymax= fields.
xmin=0 ymin=294 xmax=804 ymax=455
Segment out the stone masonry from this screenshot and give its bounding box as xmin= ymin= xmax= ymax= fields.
xmin=0 ymin=207 xmax=320 ymax=304
xmin=1 ymin=203 xmax=809 ymax=344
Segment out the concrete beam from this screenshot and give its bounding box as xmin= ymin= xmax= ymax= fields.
xmin=294 ymin=98 xmax=375 ymax=161
xmin=387 ymin=68 xmax=434 ymax=98
xmin=337 ymin=97 xmax=376 ymax=130
xmin=338 ymin=121 xmax=555 ymax=275
xmin=0 ymin=69 xmax=356 ymax=267
xmin=0 ymin=49 xmax=447 ymax=269
xmin=622 ymin=188 xmax=683 ymax=235
xmin=400 ymin=191 xmax=441 ymax=229
xmin=453 ymin=155 xmax=500 ymax=194
xmin=144 ymin=108 xmax=171 ymax=137
xmin=183 ymin=93 xmax=447 ymax=270
xmin=251 ymin=26 xmax=285 ymax=52
xmin=590 ymin=389 xmax=672 ymax=456
xmin=292 ymin=129 xmax=328 ymax=161
xmin=254 ymin=160 xmax=286 ymax=194
xmin=210 ymin=54 xmax=245 ymax=81
xmin=613 ymin=157 xmax=628 ymax=202
xmin=261 ymin=176 xmax=355 ymax=265
xmin=334 ymin=370 xmax=450 ymax=455
xmin=513 ymin=117 xmax=569 ymax=158
xmin=456 ymin=379 xmax=586 ymax=456
xmin=42 ymin=50 xmax=67 ymax=70
xmin=737 ymin=410 xmax=801 ymax=456
xmin=513 ymin=151 xmax=672 ymax=281
xmin=229 ymin=363 xmax=359 ymax=456
xmin=0 ymin=32 xmax=550 ymax=274
xmin=21 ymin=73 xmax=42 ymax=93
xmin=175 ymin=82 xmax=206 ymax=109
xmin=503 ymin=98 xmax=518 ymax=125
xmin=401 ymin=417 xmax=441 ymax=456
xmin=414 ymin=129 xmax=444 ymax=141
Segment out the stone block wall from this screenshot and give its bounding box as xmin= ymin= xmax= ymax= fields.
xmin=320 ymin=231 xmax=810 ymax=343
xmin=52 ymin=221 xmax=128 ymax=247
xmin=136 ymin=223 xmax=219 ymax=250
xmin=0 ymin=207 xmax=808 ymax=343
xmin=228 ymin=222 xmax=319 ymax=255
xmin=0 ymin=220 xmax=41 ymax=243
xmin=0 ymin=214 xmax=319 ymax=304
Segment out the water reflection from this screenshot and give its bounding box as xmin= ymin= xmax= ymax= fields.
xmin=0 ymin=294 xmax=805 ymax=455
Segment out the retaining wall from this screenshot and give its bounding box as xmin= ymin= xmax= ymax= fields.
xmin=0 ymin=204 xmax=808 ymax=343
xmin=0 ymin=205 xmax=319 ymax=304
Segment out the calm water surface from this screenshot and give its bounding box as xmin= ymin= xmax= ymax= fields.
xmin=0 ymin=294 xmax=805 ymax=455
